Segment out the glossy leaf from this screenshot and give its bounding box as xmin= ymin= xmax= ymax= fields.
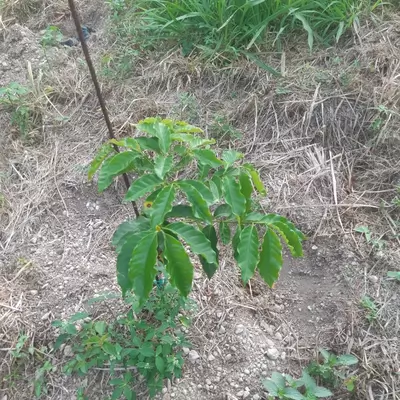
xmin=109 ymin=137 xmax=140 ymax=151
xmin=258 ymin=229 xmax=283 ymax=287
xmin=214 ymin=204 xmax=233 ymax=218
xmin=128 ymin=232 xmax=158 ymax=301
xmin=222 ymin=176 xmax=246 ymax=216
xmin=155 ymin=356 xmax=165 ymax=373
xmin=136 ymin=119 xmax=171 ymax=153
xmin=150 ymin=185 xmax=175 ymax=227
xmin=211 ymin=175 xmax=222 ymax=200
xmin=124 ymin=174 xmax=162 ymax=202
xmin=239 ymin=171 xmax=253 ymax=212
xmin=136 ymin=136 xmax=160 ymax=152
xmin=154 ymin=155 xmax=173 ymax=179
xmin=232 ymin=226 xmax=241 ymax=259
xmin=164 ymin=222 xmax=216 ymax=264
xmin=244 ymin=164 xmax=266 ymax=195
xmin=199 ymin=225 xmax=219 ymax=279
xmin=163 ymin=233 xmax=193 ymax=297
xmin=88 ymin=143 xmax=114 ymax=180
xmin=179 ymin=182 xmax=212 ymax=223
xmin=165 ymin=205 xmax=198 ymax=220
xmin=112 ymin=217 xmax=150 ymax=248
xmin=219 ymin=221 xmax=231 ymax=245
xmin=98 ymin=152 xmax=138 ymax=192
xmin=180 ymin=180 xmax=214 ymax=205
xmin=272 ymin=221 xmax=303 ymax=257
xmin=193 ymin=149 xmax=223 ymax=168
xmin=117 ymin=232 xmax=149 ymax=296
xmin=222 ymin=150 xmax=243 ymax=166
xmin=236 ymin=225 xmax=259 ymax=284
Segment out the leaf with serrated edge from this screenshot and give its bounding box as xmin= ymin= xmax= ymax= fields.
xmin=257 ymin=229 xmax=283 ymax=287
xmin=222 ymin=176 xmax=246 ymax=216
xmin=150 ymin=185 xmax=175 ymax=227
xmin=237 ymin=225 xmax=259 ymax=285
xmin=154 ymin=155 xmax=173 ymax=179
xmin=165 ymin=222 xmax=216 ymax=264
xmin=124 ymin=174 xmax=162 ymax=202
xmin=128 ymin=232 xmax=158 ymax=301
xmin=163 ymin=233 xmax=193 ymax=297
xmin=98 ymin=152 xmax=138 ymax=192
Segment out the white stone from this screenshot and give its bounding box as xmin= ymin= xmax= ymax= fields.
xmin=266 ymin=348 xmax=279 ymax=360
xmin=208 ymin=354 xmax=215 ymax=362
xmin=235 ymin=324 xmax=244 ymax=334
xmin=188 ymin=350 xmax=200 ymax=363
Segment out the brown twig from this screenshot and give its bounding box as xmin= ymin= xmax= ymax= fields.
xmin=67 ymin=0 xmax=139 ymax=217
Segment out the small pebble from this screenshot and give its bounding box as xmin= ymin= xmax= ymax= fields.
xmin=208 ymin=354 xmax=215 ymax=362
xmin=266 ymin=348 xmax=279 ymax=360
xmin=235 ymin=324 xmax=244 ymax=334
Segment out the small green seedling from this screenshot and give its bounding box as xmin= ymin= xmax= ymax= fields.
xmin=387 ymin=271 xmax=400 ymax=281
xmin=354 ymin=225 xmax=385 ymax=250
xmin=308 ymin=349 xmax=358 ymax=390
xmin=360 ymin=295 xmax=378 ymax=323
xmin=263 ymin=371 xmax=333 ymax=399
xmin=41 ymin=26 xmax=63 ymax=47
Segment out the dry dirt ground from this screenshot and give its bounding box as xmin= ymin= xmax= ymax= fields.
xmin=1 ymin=1 xmax=400 ymax=400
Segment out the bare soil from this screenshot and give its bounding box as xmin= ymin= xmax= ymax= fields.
xmin=1 ymin=2 xmax=399 ymax=400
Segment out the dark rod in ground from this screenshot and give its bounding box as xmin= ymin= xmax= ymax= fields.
xmin=67 ymin=0 xmax=140 ymax=217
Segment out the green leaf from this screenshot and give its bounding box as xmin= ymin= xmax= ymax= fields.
xmin=271 ymin=372 xmax=286 ymax=388
xmin=282 ymin=387 xmax=305 ymax=400
xmin=69 ymin=312 xmax=89 ymax=322
xmin=222 ymin=176 xmax=246 ymax=216
xmin=150 ymin=185 xmax=176 ymax=227
xmin=98 ymin=152 xmax=138 ymax=192
xmin=210 ymin=175 xmax=222 ymax=200
xmin=193 ymin=149 xmax=223 ymax=168
xmin=243 ymin=164 xmax=266 ymax=195
xmin=136 ymin=136 xmax=160 ymax=152
xmin=165 ymin=205 xmax=198 ymax=220
xmin=154 ymin=155 xmax=173 ymax=179
xmin=219 ymin=221 xmax=231 ymax=245
xmin=88 ymin=143 xmax=114 ymax=180
xmin=155 ymin=356 xmax=165 ymax=373
xmin=302 ymin=371 xmax=317 ymax=390
xmin=163 ymin=233 xmax=193 ymax=297
xmin=214 ymin=204 xmax=233 ymax=218
xmin=257 ymin=229 xmax=283 ymax=287
xmin=199 ymin=225 xmax=219 ymax=279
xmin=337 ymin=354 xmax=358 ymax=366
xmin=139 ymin=343 xmax=154 ymax=357
xmin=262 ymin=379 xmax=279 ymax=395
xmin=94 ymin=321 xmax=107 ymax=335
xmin=164 ymin=222 xmax=216 ymax=264
xmin=222 ymin=150 xmax=243 ymax=166
xmin=313 ymin=386 xmax=333 ymax=397
xmin=179 ymin=180 xmax=214 ymax=205
xmin=136 ymin=119 xmax=171 ymax=153
xmin=239 ymin=171 xmax=253 ymax=212
xmin=293 ymin=11 xmax=314 ymax=51
xmin=109 ymin=137 xmax=141 ymax=151
xmin=232 ymin=226 xmax=241 ymax=259
xmin=124 ymin=174 xmax=162 ymax=202
xmin=112 ymin=217 xmax=150 ymax=248
xmin=128 ymin=232 xmax=158 ymax=301
xmin=387 ymin=271 xmax=400 ymax=280
xmin=117 ymin=232 xmax=147 ymax=296
xmin=320 ymin=349 xmax=331 ymax=363
xmin=103 ymin=342 xmax=117 ymax=357
xmin=272 ymin=221 xmax=303 ymax=257
xmin=236 ymin=225 xmax=259 ymax=285
xmin=179 ymin=182 xmax=212 ymax=223
xmin=124 ymin=386 xmax=136 ymax=400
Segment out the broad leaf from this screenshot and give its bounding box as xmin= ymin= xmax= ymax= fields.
xmin=165 ymin=222 xmax=216 ymax=264
xmin=262 ymin=379 xmax=279 ymax=396
xmin=150 ymin=185 xmax=176 ymax=227
xmin=199 ymin=225 xmax=219 ymax=279
xmin=88 ymin=143 xmax=114 ymax=180
xmin=211 ymin=175 xmax=222 ymax=200
xmin=165 ymin=205 xmax=198 ymax=220
xmin=239 ymin=171 xmax=253 ymax=212
xmin=117 ymin=232 xmax=149 ymax=296
xmin=222 ymin=176 xmax=246 ymax=216
xmin=154 ymin=155 xmax=173 ymax=179
xmin=124 ymin=174 xmax=162 ymax=202
xmin=302 ymin=371 xmax=317 ymax=391
xmin=222 ymin=150 xmax=243 ymax=166
xmin=232 ymin=226 xmax=241 ymax=259
xmin=198 ymin=163 xmax=211 ymax=180
xmin=98 ymin=152 xmax=138 ymax=192
xmin=214 ymin=204 xmax=233 ymax=218
xmin=179 ymin=182 xmax=212 ymax=223
xmin=193 ymin=149 xmax=223 ymax=168
xmin=271 ymin=372 xmax=286 ymax=388
xmin=128 ymin=232 xmax=158 ymax=301
xmin=163 ymin=233 xmax=193 ymax=297
xmin=219 ymin=221 xmax=231 ymax=245
xmin=155 ymin=356 xmax=165 ymax=373
xmin=180 ymin=180 xmax=214 ymax=205
xmin=244 ymin=164 xmax=266 ymax=195
xmin=282 ymin=387 xmax=305 ymax=400
xmin=313 ymin=386 xmax=333 ymax=397
xmin=136 ymin=119 xmax=171 ymax=153
xmin=109 ymin=138 xmax=141 ymax=151
xmin=236 ymin=225 xmax=259 ymax=284
xmin=272 ymin=221 xmax=303 ymax=257
xmin=258 ymin=229 xmax=283 ymax=287
xmin=112 ymin=217 xmax=150 ymax=248
xmin=337 ymin=354 xmax=358 ymax=366
xmin=136 ymin=136 xmax=160 ymax=152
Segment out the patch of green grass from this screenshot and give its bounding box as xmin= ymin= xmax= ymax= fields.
xmin=106 ymin=0 xmax=383 ymax=65
xmin=360 ymin=295 xmax=378 ymax=323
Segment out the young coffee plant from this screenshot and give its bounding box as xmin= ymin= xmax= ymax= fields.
xmin=307 ymin=349 xmax=358 ymax=392
xmin=52 ymin=283 xmax=192 ymax=399
xmin=263 ymin=371 xmax=333 ymax=400
xmin=89 ymin=118 xmax=304 ymax=302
